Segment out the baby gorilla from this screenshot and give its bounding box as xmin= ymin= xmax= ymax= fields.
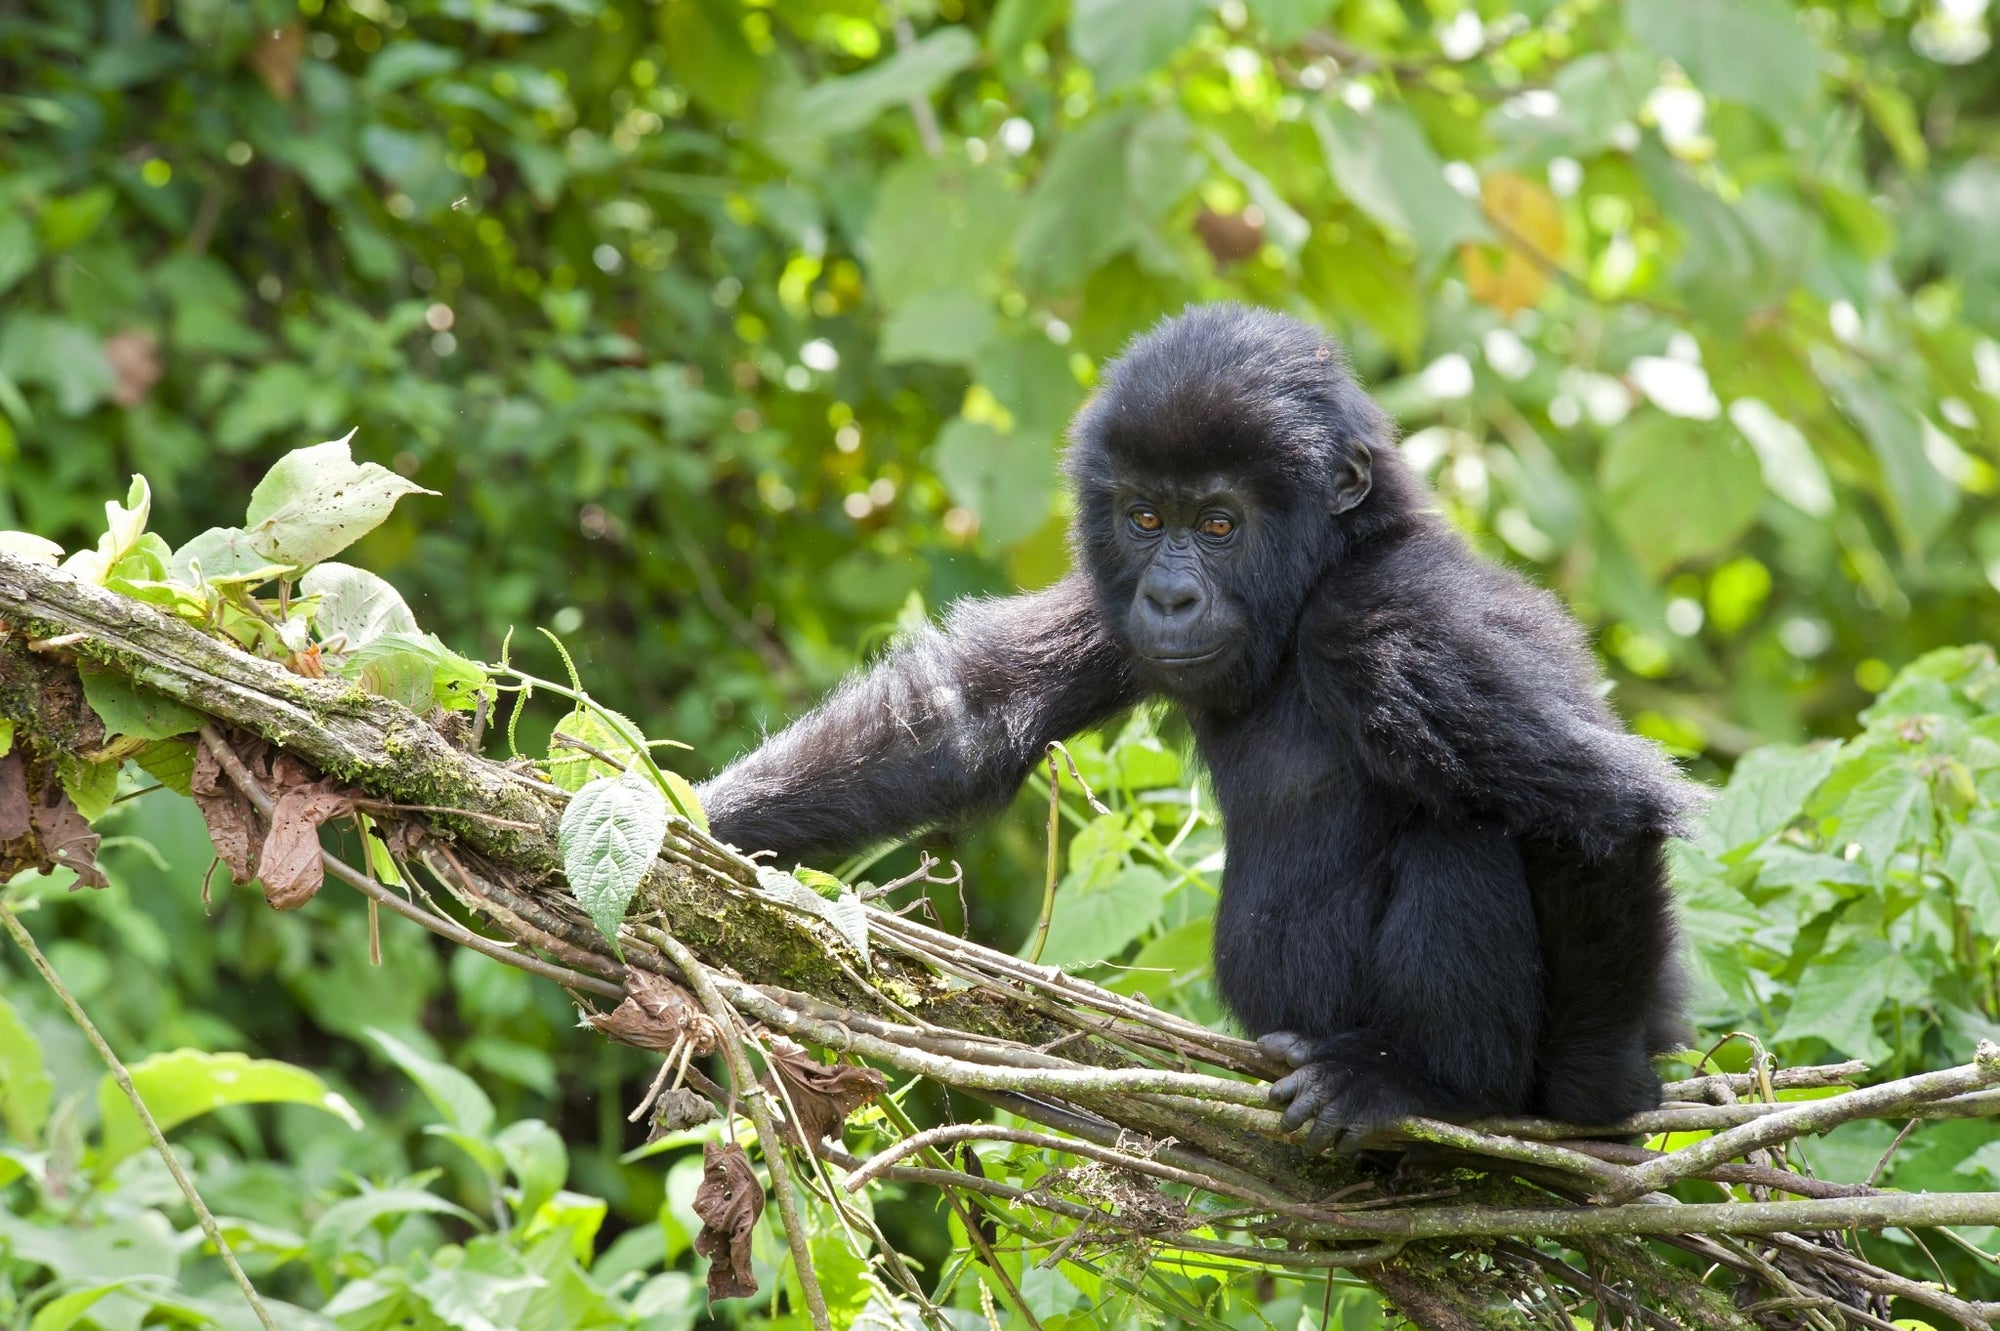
xmin=701 ymin=304 xmax=1693 ymax=1150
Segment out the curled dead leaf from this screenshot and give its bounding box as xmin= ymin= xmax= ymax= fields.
xmin=103 ymin=330 xmax=161 ymax=409
xmin=763 ymin=1038 xmax=886 ymax=1153
xmin=648 ymin=1087 xmax=717 ymax=1140
xmin=0 ymin=750 xmax=108 ymax=889
xmin=1194 ymin=206 xmax=1265 ymax=267
xmin=586 ymin=970 xmax=718 ymax=1054
xmin=190 ymin=735 xmax=360 ymax=908
xmin=693 ymin=1141 xmax=764 ymax=1301
xmin=247 ymin=23 xmax=306 ymax=101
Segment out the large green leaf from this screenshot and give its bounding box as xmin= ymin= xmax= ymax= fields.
xmin=1070 ymin=0 xmax=1207 ymax=89
xmin=1314 ymin=104 xmax=1485 ymax=272
xmin=97 ymin=1050 xmax=363 ymax=1165
xmin=1625 ymin=0 xmax=1821 ymax=125
xmin=1015 ymin=111 xmax=1140 ymax=293
xmin=1031 ymin=864 xmax=1171 ymax=968
xmin=0 ymin=993 xmax=52 ymax=1146
xmin=244 ymin=432 xmax=438 ymax=569
xmin=1598 ymin=415 xmax=1761 ymax=573
xmin=783 ymin=27 xmax=978 ymax=139
xmin=932 ymin=416 xmax=1055 ymax=546
xmin=864 ymin=153 xmax=1021 ymax=307
xmin=1699 ymin=742 xmax=1842 ymax=854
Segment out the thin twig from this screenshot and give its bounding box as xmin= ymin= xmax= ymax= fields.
xmin=0 ymin=900 xmax=279 ymax=1331
xmin=653 ymin=932 xmax=832 ymax=1331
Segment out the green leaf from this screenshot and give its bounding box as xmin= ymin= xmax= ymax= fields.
xmin=1015 ymin=111 xmax=1140 ymax=293
xmin=1699 ymin=742 xmax=1842 ymax=854
xmin=784 ymin=27 xmax=979 ymax=139
xmin=1245 ymin=0 xmax=1339 ymax=44
xmin=0 ymin=992 xmax=52 ymax=1146
xmin=879 ymin=289 xmax=995 ymax=366
xmin=1033 ymin=864 xmax=1170 ymax=968
xmin=362 ymin=39 xmax=461 ymax=91
xmin=1599 ymin=415 xmax=1761 ymax=573
xmin=170 ymin=526 xmax=292 ymax=587
xmin=1071 ymin=0 xmax=1206 ymax=88
xmin=974 ymin=333 xmax=1083 ymax=437
xmin=1945 ymin=824 xmax=2000 ymax=937
xmin=244 ymin=431 xmax=438 ymax=568
xmin=989 ymin=0 xmax=1064 ymax=60
xmin=547 ymin=705 xmax=647 ymax=792
xmin=1823 ymin=369 xmax=1958 ymax=550
xmin=0 ymin=717 xmax=11 ymax=758
xmin=58 ymin=757 xmax=119 ymax=822
xmin=369 ymin=1028 xmax=496 ymax=1142
xmin=339 ymin=631 xmax=489 ymax=713
xmin=37 ymin=187 xmax=116 ymax=251
xmin=1314 ymin=104 xmax=1485 ymax=272
xmin=497 ymin=1118 xmax=568 ymax=1227
xmin=97 ymin=1049 xmax=363 ymax=1166
xmin=0 ymin=316 xmax=114 ymax=417
xmin=559 ymin=769 xmax=669 ymax=944
xmin=865 ymin=153 xmax=1021 ymax=308
xmin=29 ymin=1282 xmax=135 ymax=1331
xmin=301 ymin=561 xmax=419 ymax=649
xmin=133 ymin=739 xmax=196 ymax=796
xmin=0 ymin=212 xmax=37 ymax=299
xmin=309 ymin=1185 xmax=482 ymax=1267
xmin=933 ymin=417 xmax=1055 ymax=546
xmin=1773 ymin=938 xmax=1899 ymax=1064
xmin=1830 ymin=760 xmax=1930 ymax=878
xmin=79 ymin=665 xmax=202 ymax=742
xmin=1624 ymin=0 xmax=1821 ymax=125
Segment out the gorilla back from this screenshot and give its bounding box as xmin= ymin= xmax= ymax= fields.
xmin=700 ymin=304 xmax=1695 ymax=1148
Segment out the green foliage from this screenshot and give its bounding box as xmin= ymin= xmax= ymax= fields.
xmin=1682 ymin=646 xmax=2000 ymax=1074
xmin=5 ymin=0 xmax=2000 ymax=1322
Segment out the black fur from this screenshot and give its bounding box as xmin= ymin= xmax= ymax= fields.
xmin=700 ymin=304 xmax=1695 ymax=1147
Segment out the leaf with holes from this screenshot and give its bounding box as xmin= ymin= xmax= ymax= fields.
xmin=244 ymin=430 xmax=437 ymax=568
xmin=560 ymin=768 xmax=668 ymax=945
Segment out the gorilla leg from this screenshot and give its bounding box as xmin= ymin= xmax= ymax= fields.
xmin=1266 ymin=814 xmax=1541 ymax=1152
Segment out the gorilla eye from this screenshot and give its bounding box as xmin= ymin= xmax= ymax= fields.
xmin=1200 ymin=515 xmax=1235 ymax=538
xmin=1130 ymin=508 xmax=1163 ymax=534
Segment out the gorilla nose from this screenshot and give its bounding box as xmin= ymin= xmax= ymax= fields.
xmin=1144 ymin=585 xmax=1201 ymax=617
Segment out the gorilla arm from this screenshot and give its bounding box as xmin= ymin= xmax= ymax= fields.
xmin=1302 ymin=539 xmax=1698 ymax=858
xmin=699 ymin=574 xmax=1142 ymax=865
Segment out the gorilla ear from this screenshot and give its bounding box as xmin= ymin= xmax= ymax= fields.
xmin=1328 ymin=443 xmax=1373 ymax=516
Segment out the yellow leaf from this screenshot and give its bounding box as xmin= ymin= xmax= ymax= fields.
xmin=1461 ymin=172 xmax=1566 ymax=317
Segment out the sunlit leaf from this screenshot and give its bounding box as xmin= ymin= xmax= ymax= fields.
xmin=97 ymin=1049 xmax=363 ymax=1165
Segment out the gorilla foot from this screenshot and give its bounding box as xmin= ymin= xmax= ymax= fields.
xmin=1260 ymin=1030 xmax=1450 ymax=1155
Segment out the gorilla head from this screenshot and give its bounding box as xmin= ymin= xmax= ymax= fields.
xmin=1065 ymin=304 xmax=1418 ymax=708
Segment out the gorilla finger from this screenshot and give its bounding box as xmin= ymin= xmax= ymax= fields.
xmin=1306 ymin=1112 xmax=1351 ymax=1155
xmin=1269 ymin=1069 xmax=1308 ymax=1104
xmin=1279 ymin=1082 xmax=1332 ymax=1133
xmin=1258 ymin=1032 xmax=1319 ymax=1067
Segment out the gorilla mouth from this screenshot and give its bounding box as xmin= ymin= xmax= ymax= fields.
xmin=1144 ymin=648 xmax=1226 ymax=667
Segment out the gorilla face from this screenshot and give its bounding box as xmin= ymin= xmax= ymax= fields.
xmin=1111 ymin=477 xmax=1253 ymax=690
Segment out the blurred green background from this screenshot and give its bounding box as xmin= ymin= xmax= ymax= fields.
xmin=4 ymin=0 xmax=2000 ymax=1325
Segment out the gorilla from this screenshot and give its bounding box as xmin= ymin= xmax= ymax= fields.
xmin=700 ymin=304 xmax=1693 ymax=1149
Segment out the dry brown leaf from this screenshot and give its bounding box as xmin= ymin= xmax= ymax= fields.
xmin=763 ymin=1040 xmax=886 ymax=1152
xmin=191 ymin=740 xmax=262 ymax=885
xmin=0 ymin=751 xmax=106 ymax=888
xmin=1194 ymin=207 xmax=1264 ymax=267
xmin=103 ymin=330 xmax=161 ymax=408
xmin=586 ymin=971 xmax=717 ymax=1054
xmin=693 ymin=1141 xmax=764 ymax=1301
xmin=648 ymin=1087 xmax=717 ymax=1140
xmin=247 ymin=23 xmax=305 ymax=101
xmin=0 ymin=752 xmax=30 ymax=843
xmin=254 ymin=783 xmax=354 ymax=909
